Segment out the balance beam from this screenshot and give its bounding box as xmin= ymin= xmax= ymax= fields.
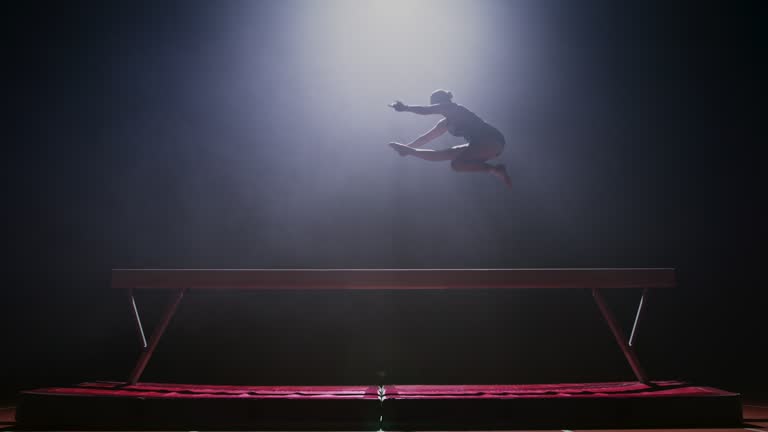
xmin=113 ymin=268 xmax=674 ymax=290
xmin=115 ymin=268 xmax=675 ymax=385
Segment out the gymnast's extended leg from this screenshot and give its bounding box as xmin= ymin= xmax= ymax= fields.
xmin=388 ymin=142 xmax=463 ymax=161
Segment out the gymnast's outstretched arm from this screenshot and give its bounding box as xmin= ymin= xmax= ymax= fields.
xmin=390 ymin=101 xmax=447 ymax=116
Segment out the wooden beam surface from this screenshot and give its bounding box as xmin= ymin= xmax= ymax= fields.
xmin=112 ymin=268 xmax=675 ymax=290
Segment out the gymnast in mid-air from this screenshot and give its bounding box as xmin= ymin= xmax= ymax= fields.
xmin=389 ymin=89 xmax=511 ymax=189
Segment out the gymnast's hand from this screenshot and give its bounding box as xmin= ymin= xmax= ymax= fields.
xmin=389 ymin=100 xmax=407 ymax=112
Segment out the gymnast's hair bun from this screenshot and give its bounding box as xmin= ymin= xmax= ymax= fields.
xmin=430 ymin=89 xmax=453 ymax=104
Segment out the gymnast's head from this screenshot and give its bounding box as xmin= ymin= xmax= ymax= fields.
xmin=430 ymin=89 xmax=453 ymax=105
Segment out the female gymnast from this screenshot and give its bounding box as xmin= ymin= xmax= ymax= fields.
xmin=389 ymin=89 xmax=511 ymax=188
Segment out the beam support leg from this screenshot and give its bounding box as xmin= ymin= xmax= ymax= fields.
xmin=128 ymin=288 xmax=186 ymax=385
xmin=128 ymin=289 xmax=148 ymax=349
xmin=629 ymin=287 xmax=650 ymax=347
xmin=592 ymin=287 xmax=649 ymax=383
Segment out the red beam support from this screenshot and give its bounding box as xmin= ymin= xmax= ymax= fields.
xmin=592 ymin=287 xmax=648 ymax=383
xmin=127 ymin=288 xmax=186 ymax=385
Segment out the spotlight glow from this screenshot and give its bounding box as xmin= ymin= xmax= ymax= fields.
xmin=295 ymin=0 xmax=499 ymax=111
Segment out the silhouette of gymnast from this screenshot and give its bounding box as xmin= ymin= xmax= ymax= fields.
xmin=389 ymin=89 xmax=511 ymax=188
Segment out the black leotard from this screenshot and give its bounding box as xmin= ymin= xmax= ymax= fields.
xmin=443 ymin=103 xmax=505 ymax=144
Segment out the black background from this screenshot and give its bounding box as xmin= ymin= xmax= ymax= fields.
xmin=3 ymin=1 xmax=765 ymax=398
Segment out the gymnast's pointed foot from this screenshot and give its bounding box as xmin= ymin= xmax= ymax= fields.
xmin=491 ymin=164 xmax=512 ymax=189
xmin=389 ymin=142 xmax=412 ymax=157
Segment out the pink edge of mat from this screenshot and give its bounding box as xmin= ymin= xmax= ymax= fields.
xmin=22 ymin=381 xmax=738 ymax=400
xmin=383 ymin=381 xmax=740 ymax=399
xmin=23 ymin=382 xmax=381 ymax=400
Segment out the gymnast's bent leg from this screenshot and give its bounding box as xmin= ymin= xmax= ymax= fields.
xmin=451 ymin=141 xmax=512 ymax=188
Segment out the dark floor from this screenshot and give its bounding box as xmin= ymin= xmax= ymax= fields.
xmin=0 ymin=393 xmax=765 ymax=431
